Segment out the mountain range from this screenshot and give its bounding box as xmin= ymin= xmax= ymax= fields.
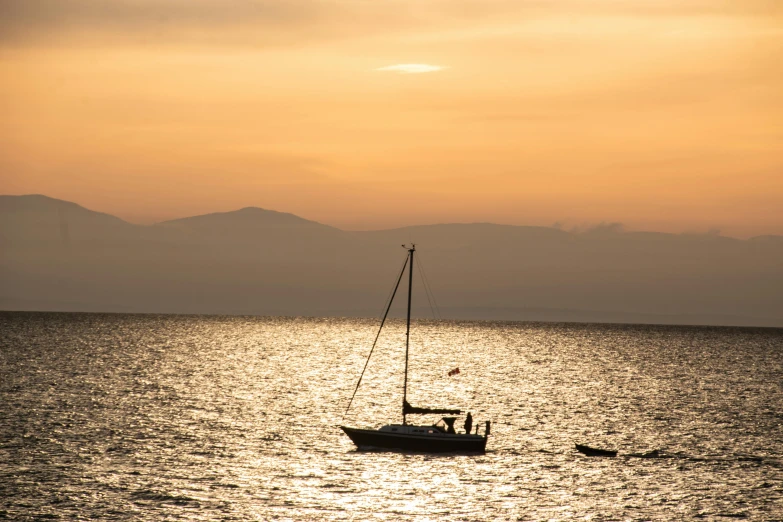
xmin=1 ymin=194 xmax=781 ymax=327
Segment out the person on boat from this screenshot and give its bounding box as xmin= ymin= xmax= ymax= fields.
xmin=464 ymin=412 xmax=473 ymax=435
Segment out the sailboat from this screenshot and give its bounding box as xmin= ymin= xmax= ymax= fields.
xmin=340 ymin=245 xmax=490 ymax=453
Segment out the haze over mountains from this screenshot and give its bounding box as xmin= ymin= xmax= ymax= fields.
xmin=1 ymin=194 xmax=781 ymax=327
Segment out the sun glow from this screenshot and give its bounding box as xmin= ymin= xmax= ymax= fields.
xmin=0 ymin=0 xmax=781 ymax=236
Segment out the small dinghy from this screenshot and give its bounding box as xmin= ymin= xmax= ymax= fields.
xmin=575 ymin=443 xmax=617 ymax=457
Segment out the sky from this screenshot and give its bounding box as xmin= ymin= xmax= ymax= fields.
xmin=1 ymin=0 xmax=781 ymax=237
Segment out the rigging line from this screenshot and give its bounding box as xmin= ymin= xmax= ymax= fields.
xmin=415 ymin=256 xmax=438 ymax=320
xmin=416 ymin=252 xmax=439 ymax=320
xmin=416 ymin=252 xmax=442 ymax=320
xmin=418 ymin=252 xmax=468 ymax=383
xmin=343 ymin=254 xmax=409 ymax=420
xmin=376 ymin=256 xmax=408 ymax=320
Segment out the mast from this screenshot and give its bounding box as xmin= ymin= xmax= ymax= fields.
xmin=343 ymin=253 xmax=409 ymax=419
xmin=403 ymin=244 xmax=415 ymax=424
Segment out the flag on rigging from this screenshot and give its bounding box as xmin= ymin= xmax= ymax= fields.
xmin=447 ymin=367 xmax=460 ymax=377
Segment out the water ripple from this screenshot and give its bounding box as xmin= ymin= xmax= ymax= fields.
xmin=1 ymin=312 xmax=781 ymax=520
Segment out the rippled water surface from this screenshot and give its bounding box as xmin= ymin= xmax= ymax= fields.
xmin=1 ymin=312 xmax=782 ymax=520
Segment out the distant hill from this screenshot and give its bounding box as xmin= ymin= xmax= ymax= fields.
xmin=1 ymin=194 xmax=781 ymax=327
xmin=158 ymin=206 xmax=338 ymax=232
xmin=749 ymin=235 xmax=783 ymax=245
xmin=0 ymin=194 xmax=140 ymax=246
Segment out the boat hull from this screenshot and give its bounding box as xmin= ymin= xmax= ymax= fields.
xmin=341 ymin=426 xmax=487 ymax=453
xmin=575 ymin=443 xmax=617 ymax=457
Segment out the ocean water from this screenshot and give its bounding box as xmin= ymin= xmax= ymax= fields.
xmin=1 ymin=312 xmax=781 ymax=521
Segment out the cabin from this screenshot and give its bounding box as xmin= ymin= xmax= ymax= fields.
xmin=378 ymin=417 xmax=459 ymax=436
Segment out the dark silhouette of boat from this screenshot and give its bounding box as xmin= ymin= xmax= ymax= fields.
xmin=341 ymin=417 xmax=487 ymax=453
xmin=575 ymin=443 xmax=617 ymax=457
xmin=340 ymin=245 xmax=489 ymax=453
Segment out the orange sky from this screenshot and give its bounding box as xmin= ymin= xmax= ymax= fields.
xmin=1 ymin=0 xmax=781 ymax=236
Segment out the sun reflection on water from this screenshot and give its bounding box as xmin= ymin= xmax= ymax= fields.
xmin=0 ymin=313 xmax=781 ymax=520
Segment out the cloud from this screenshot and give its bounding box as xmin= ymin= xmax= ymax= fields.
xmin=0 ymin=0 xmax=379 ymax=48
xmin=376 ymin=64 xmax=446 ymax=74
xmin=1 ymin=1 xmax=779 ymax=49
